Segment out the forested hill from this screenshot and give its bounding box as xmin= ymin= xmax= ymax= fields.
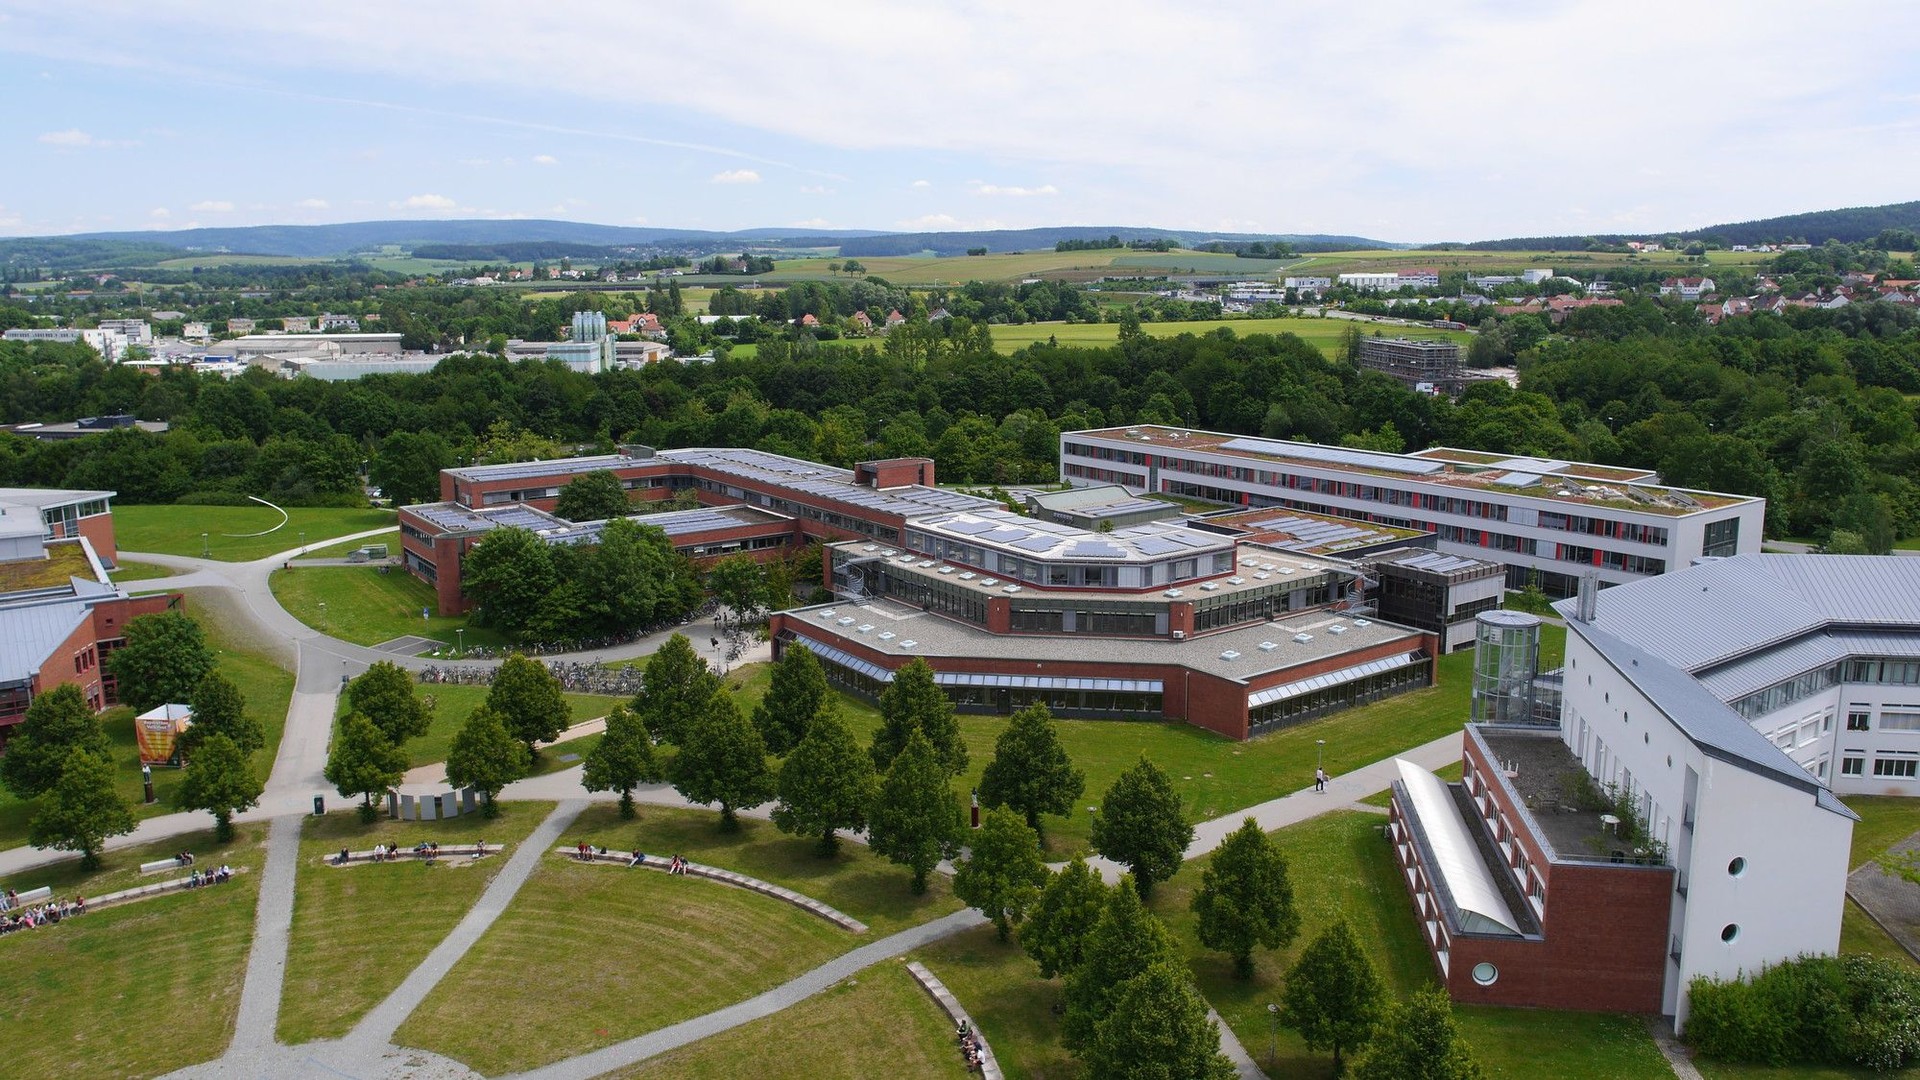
xmin=1459 ymin=200 xmax=1920 ymax=250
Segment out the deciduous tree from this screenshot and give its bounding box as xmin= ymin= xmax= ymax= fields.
xmin=1353 ymin=989 xmax=1485 ymax=1080
xmin=977 ymin=704 xmax=1083 ymax=839
xmin=867 ymin=730 xmax=964 ymax=894
xmin=553 ymin=468 xmax=632 ymax=521
xmin=485 ymin=652 xmax=571 ymax=755
xmin=581 ymin=705 xmax=660 ymax=819
xmin=324 ymin=711 xmax=407 ymax=823
xmin=368 ymin=430 xmax=454 ymax=507
xmin=871 ymin=657 xmax=966 ymax=775
xmin=1081 ymin=962 xmax=1237 ymax=1080
xmin=1062 ymin=875 xmax=1182 ymax=1049
xmin=1021 ymin=856 xmax=1110 ymax=979
xmin=1090 ymin=755 xmax=1193 ymax=899
xmin=707 ymin=552 xmax=768 ymax=623
xmin=1282 ymin=918 xmax=1386 ymax=1075
xmin=347 ymin=660 xmax=432 ymax=746
xmin=1193 ymin=817 xmax=1300 ymax=978
xmin=29 ymin=749 xmax=134 ymax=869
xmin=634 ymin=633 xmax=718 ymax=744
xmin=669 ymin=688 xmax=774 ymax=831
xmin=954 ymin=805 xmax=1048 ymax=941
xmin=752 ymin=643 xmax=827 ymax=755
xmin=183 ymin=670 xmax=264 ymax=759
xmin=771 ymin=702 xmax=874 ymax=855
xmin=176 ymin=732 xmax=262 ymax=841
xmin=0 ymin=684 xmax=110 ymax=799
xmin=446 ymin=705 xmax=530 ymax=816
xmin=460 ymin=527 xmax=559 ymax=635
xmin=107 ymin=610 xmax=215 ymax=713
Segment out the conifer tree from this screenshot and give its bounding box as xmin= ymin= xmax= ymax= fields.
xmin=870 ymin=657 xmax=966 ymax=775
xmin=581 ymin=705 xmax=661 ymax=819
xmin=1021 ymin=856 xmax=1110 ymax=979
xmin=1082 ymin=961 xmax=1237 ymax=1080
xmin=1062 ymin=874 xmax=1182 ymax=1050
xmin=1282 ymin=918 xmax=1386 ymax=1074
xmin=752 ymin=643 xmax=828 ymax=755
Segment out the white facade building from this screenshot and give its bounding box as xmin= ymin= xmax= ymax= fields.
xmin=1338 ymin=272 xmax=1399 ymax=292
xmin=1551 ymin=554 xmax=1920 ymax=1024
xmin=1060 ymin=425 xmax=1765 ymax=595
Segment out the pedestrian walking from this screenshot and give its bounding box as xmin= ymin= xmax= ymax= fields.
xmin=1314 ymin=766 xmax=1328 ymax=793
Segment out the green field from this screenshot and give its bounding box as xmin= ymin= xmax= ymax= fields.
xmin=398 ymin=855 xmax=858 ymax=1075
xmin=764 ymin=248 xmax=1297 ymax=286
xmin=278 ymin=802 xmax=555 ymax=1043
xmin=986 ymin=315 xmax=1472 ymax=357
xmin=390 ymin=683 xmax=627 ymax=769
xmin=0 ymin=822 xmax=268 ymax=1080
xmin=106 ymin=559 xmax=176 ymax=582
xmin=1284 ymin=246 xmax=1777 ymax=275
xmin=113 ymin=504 xmax=394 ymax=561
xmin=299 ymin=528 xmax=399 ymax=558
xmin=269 ymin=564 xmax=503 ymax=650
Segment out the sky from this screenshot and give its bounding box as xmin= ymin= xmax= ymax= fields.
xmin=0 ymin=0 xmax=1916 ymax=243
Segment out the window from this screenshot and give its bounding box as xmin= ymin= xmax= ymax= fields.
xmin=1702 ymin=518 xmax=1740 ymax=559
xmin=1842 ymin=756 xmax=1865 ymax=776
xmin=1872 ymin=758 xmax=1918 ymax=779
xmin=1721 ymin=924 xmax=1741 ymax=944
xmin=1880 ymin=710 xmax=1920 ymax=732
xmin=1848 ymin=710 xmax=1871 ymax=732
xmin=1471 ymin=962 xmax=1499 ymax=986
xmin=1728 ymin=857 xmax=1747 ymax=877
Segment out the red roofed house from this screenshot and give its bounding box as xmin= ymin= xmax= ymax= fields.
xmin=1658 ymin=277 xmax=1715 ymax=301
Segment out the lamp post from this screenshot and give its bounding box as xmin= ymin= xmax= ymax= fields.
xmin=142 ymin=763 xmax=155 ymax=805
xmin=455 ymin=627 xmax=465 ymax=658
xmin=1267 ymin=1003 xmax=1279 ymax=1067
xmin=201 ymin=532 xmax=209 ymax=558
xmin=1316 ymin=738 xmax=1326 ymax=774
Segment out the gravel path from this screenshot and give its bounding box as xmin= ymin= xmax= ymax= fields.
xmin=507 ymin=907 xmax=990 ymax=1080
xmin=228 ymin=814 xmax=305 ymax=1055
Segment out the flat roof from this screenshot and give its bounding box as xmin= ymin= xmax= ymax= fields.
xmin=906 ymin=508 xmax=1234 ymax=565
xmin=1194 ymin=508 xmax=1428 ymax=556
xmin=787 ymin=596 xmax=1420 ymax=683
xmin=656 ymin=447 xmax=998 ymax=519
xmin=835 ymin=538 xmax=1346 ymax=604
xmin=407 ymin=501 xmax=788 ymax=544
xmin=0 ymin=539 xmax=100 ymax=595
xmin=444 ymin=455 xmax=633 ymax=485
xmin=1068 ymin=425 xmax=1756 ymax=513
xmin=0 ymin=488 xmax=115 ymax=511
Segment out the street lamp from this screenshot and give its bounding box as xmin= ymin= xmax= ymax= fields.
xmin=1316 ymin=739 xmax=1326 ymax=773
xmin=1267 ymin=1003 xmax=1279 ymax=1067
xmin=201 ymin=532 xmax=209 ymax=557
xmin=455 ymin=627 xmax=465 ymax=657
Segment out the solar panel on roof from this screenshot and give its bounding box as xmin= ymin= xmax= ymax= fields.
xmin=1066 ymin=541 xmax=1125 ymax=559
xmin=1131 ymin=535 xmax=1188 ymax=555
xmin=1493 ymin=471 xmax=1543 ymax=488
xmin=1011 ymin=535 xmax=1059 ymax=553
xmin=1218 ymin=437 xmax=1446 ymax=475
xmin=1492 ymin=456 xmax=1570 ymax=473
xmin=980 ymin=528 xmax=1033 ymax=544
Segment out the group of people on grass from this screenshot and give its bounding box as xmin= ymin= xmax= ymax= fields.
xmin=956 ymin=1019 xmax=986 ymax=1071
xmin=611 ymin=848 xmax=690 ymax=873
xmin=185 ymin=865 xmax=233 ymax=888
xmin=334 ymin=841 xmax=489 ymax=866
xmin=0 ymin=891 xmax=86 ymax=934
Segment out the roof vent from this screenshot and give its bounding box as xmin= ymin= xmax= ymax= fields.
xmin=1328 ymin=625 xmax=1347 ymax=635
xmin=899 ymin=639 xmax=917 ymax=649
xmin=820 ymin=609 xmax=837 ymax=618
xmin=1164 ymin=589 xmax=1184 ymax=598
xmin=857 ymin=624 xmax=874 ymax=634
xmin=1226 ymin=576 xmax=1246 ymax=585
xmin=1279 ymin=567 xmax=1295 ymax=575
xmin=959 ymin=572 xmax=976 ymax=580
xmin=1220 ymin=649 xmax=1241 ymax=660
xmin=837 ymin=617 xmax=856 ymax=626
xmin=878 ymin=631 xmax=896 ymax=641
xmin=1293 ymin=632 xmax=1314 ymax=643
xmin=938 ymin=566 xmax=955 ymax=574
xmin=1253 ymin=572 xmax=1270 ymax=580
xmin=880 ymin=549 xmax=898 ymax=557
xmin=1258 ymin=641 xmax=1279 ymax=651
xmin=1200 ymin=582 xmax=1220 ymax=591
xmin=980 ymin=578 xmax=999 ymax=588
xmin=863 ymin=545 xmax=878 ymax=552
xmin=1004 ymin=585 xmax=1022 ymax=593
xmin=918 ymin=560 xmax=935 ymax=568
xmin=1353 ymin=618 xmax=1372 ymax=626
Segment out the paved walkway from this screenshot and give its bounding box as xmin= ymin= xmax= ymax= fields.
xmin=229 ymin=815 xmax=304 ymax=1055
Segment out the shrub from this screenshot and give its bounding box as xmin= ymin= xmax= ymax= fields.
xmin=1688 ymin=955 xmax=1920 ymax=1072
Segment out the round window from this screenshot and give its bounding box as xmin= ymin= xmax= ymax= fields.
xmin=1728 ymin=857 xmax=1747 ymax=878
xmin=1471 ymin=962 xmax=1498 ymax=986
xmin=1721 ymin=924 xmax=1740 ymax=944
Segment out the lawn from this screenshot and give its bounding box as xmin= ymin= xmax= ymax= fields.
xmin=610 ymin=960 xmax=970 ymax=1079
xmin=269 ymin=564 xmax=506 ymax=649
xmin=0 ymin=822 xmax=267 ymax=1080
xmin=276 ymin=802 xmax=555 ymax=1043
xmin=396 ymin=855 xmax=857 ymax=1075
xmin=733 ymin=627 xmax=1561 ymax=858
xmin=1841 ymin=795 xmax=1920 ymax=870
xmin=0 ymin=588 xmax=292 ymax=852
xmin=114 ymin=504 xmax=394 ymax=561
xmin=986 ymin=315 xmax=1471 ymax=357
xmin=299 ymin=527 xmax=399 ymax=558
xmin=563 ymin=802 xmax=964 ymax=935
xmin=375 ymin=683 xmax=627 ymax=769
xmin=107 ymin=559 xmax=176 ymax=582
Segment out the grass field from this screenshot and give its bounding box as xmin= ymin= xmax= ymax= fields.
xmin=730 ymin=626 xmax=1561 ymax=858
xmin=397 ymin=855 xmax=857 ymax=1075
xmin=299 ymin=528 xmax=399 ymax=558
xmin=0 ymin=588 xmax=293 ymax=852
xmin=611 ymin=960 xmax=970 ymax=1079
xmin=0 ymin=822 xmax=267 ymax=1080
xmin=107 ymin=559 xmax=176 ymax=582
xmin=113 ymin=504 xmax=394 ymax=561
xmin=986 ymin=315 xmax=1472 ymax=357
xmin=269 ymin=564 xmax=505 ymax=650
xmin=1283 ymin=247 xmax=1776 ymax=275
xmin=391 ymin=683 xmax=627 ymax=769
xmin=1843 ymin=795 xmax=1920 ymax=869
xmin=277 ymin=802 xmax=555 ymax=1043
xmin=563 ymin=803 xmax=964 ymax=935
xmin=761 ymin=249 xmax=1297 ymax=287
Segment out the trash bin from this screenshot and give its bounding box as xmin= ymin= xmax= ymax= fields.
xmin=313 ymin=795 xmax=325 ymax=816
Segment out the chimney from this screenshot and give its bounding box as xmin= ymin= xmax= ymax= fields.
xmin=1575 ymin=571 xmax=1599 ymax=623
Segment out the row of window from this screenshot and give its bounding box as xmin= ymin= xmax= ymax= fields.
xmin=1061 ymin=464 xmax=1149 ymax=488
xmin=1733 ymin=660 xmax=1920 ymax=720
xmin=813 ymin=655 xmax=1164 ymax=718
xmin=1840 ymin=753 xmax=1919 ymax=779
xmin=1246 ymin=661 xmax=1430 ymax=732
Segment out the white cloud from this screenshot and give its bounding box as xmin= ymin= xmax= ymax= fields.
xmin=911 ymin=179 xmax=932 ymax=188
xmin=799 ymin=185 xmax=833 ymax=195
xmin=149 ymin=207 xmax=171 ymax=219
xmin=190 ymin=199 xmax=235 ymax=212
xmin=532 ymin=154 xmax=558 ymax=165
xmin=396 ymin=193 xmax=458 ymax=210
xmin=38 ymin=129 xmax=96 ymax=146
xmin=972 ymin=183 xmax=1058 ymax=197
xmin=297 ymin=197 xmax=330 ymax=209
xmin=710 ymin=169 xmax=761 ymax=184
xmin=0 ymin=205 xmax=21 ymax=228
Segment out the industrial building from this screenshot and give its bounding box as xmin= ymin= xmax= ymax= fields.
xmin=1060 ymin=424 xmax=1764 ymax=596
xmin=1353 ymin=336 xmax=1475 ymax=395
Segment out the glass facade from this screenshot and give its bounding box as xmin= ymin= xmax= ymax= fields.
xmin=1471 ymin=611 xmax=1542 ymax=724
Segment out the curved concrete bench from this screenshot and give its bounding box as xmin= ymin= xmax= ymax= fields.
xmin=141 ymin=857 xmax=197 ymax=876
xmin=320 ymin=843 xmax=501 ymax=867
xmin=907 ymin=961 xmax=1003 ymax=1080
xmin=91 ymin=867 xmax=250 ymax=911
xmin=553 ymin=847 xmax=868 ymax=933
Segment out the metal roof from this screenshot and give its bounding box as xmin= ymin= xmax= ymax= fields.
xmin=445 ymin=455 xmax=631 ymax=483
xmin=0 ymin=597 xmax=93 ymax=684
xmin=1694 ymin=630 xmax=1920 ymax=701
xmin=1218 ymin=436 xmax=1447 ymax=476
xmin=0 ymin=488 xmax=115 ymax=511
xmin=908 ymin=509 xmax=1233 ymax=566
xmin=1395 ymin=760 xmax=1525 ymax=936
xmin=1247 ymin=651 xmax=1426 ymax=708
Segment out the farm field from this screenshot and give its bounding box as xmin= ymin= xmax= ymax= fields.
xmin=987 ymin=315 xmax=1472 ymax=357
xmin=764 ymin=248 xmax=1297 ymax=286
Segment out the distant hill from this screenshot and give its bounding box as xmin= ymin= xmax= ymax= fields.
xmin=1456 ymin=199 xmax=1920 ymax=251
